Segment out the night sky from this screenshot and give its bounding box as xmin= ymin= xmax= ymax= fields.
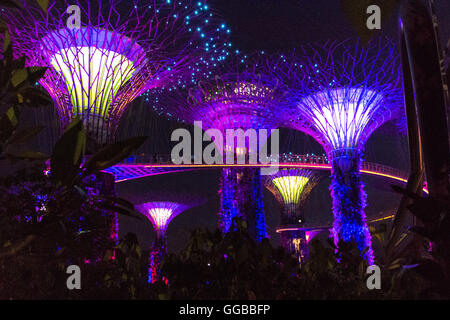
xmin=114 ymin=0 xmax=450 ymax=252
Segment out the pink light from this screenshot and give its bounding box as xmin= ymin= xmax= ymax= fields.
xmin=136 ymin=202 xmax=191 ymax=235
xmin=110 ymin=163 xmax=429 ymax=194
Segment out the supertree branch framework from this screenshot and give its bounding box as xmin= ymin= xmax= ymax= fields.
xmin=136 ymin=198 xmax=204 ymax=283
xmin=286 ymin=39 xmax=403 ymax=264
xmin=158 ymin=54 xmax=288 ymax=241
xmin=2 ymin=0 xmax=230 ymax=144
xmin=264 ymin=168 xmax=322 ymax=263
xmin=264 ymin=168 xmax=321 ymax=224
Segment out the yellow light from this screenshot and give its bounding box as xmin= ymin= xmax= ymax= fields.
xmin=272 ymin=175 xmax=310 ymax=205
xmin=51 ymin=46 xmax=135 ymax=117
xmin=146 ymin=208 xmax=174 ymax=231
xmin=205 ymin=81 xmax=272 ymax=103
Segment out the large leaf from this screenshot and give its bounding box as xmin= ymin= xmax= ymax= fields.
xmin=82 ymin=136 xmax=147 ymax=175
xmin=0 ymin=106 xmax=19 ymax=143
xmin=2 ymin=29 xmax=10 ymax=54
xmin=18 ymin=87 xmax=52 ymax=107
xmin=26 ymin=66 xmax=48 ymax=84
xmin=36 ymin=0 xmax=48 ymax=12
xmin=409 ymin=226 xmax=436 ymax=242
xmin=9 ymin=55 xmax=26 ymax=71
xmin=8 ymin=125 xmax=45 ymax=145
xmin=5 ymin=150 xmax=49 ymax=160
xmin=10 ymin=66 xmax=47 ymax=90
xmin=97 ymin=200 xmax=142 ymax=220
xmin=50 ymin=118 xmax=86 ymax=185
xmin=10 ymin=68 xmax=28 ymax=88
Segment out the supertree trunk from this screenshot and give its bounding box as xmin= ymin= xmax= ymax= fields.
xmin=218 ymin=168 xmax=239 ymax=233
xmin=329 ymin=148 xmax=374 ymax=265
xmin=135 ymin=199 xmax=205 ymax=283
xmin=83 ymin=171 xmax=118 ymax=262
xmin=280 ymin=229 xmax=309 ymax=263
xmin=149 ymin=234 xmax=166 ymax=284
xmin=98 ymin=172 xmax=119 ymax=244
xmin=219 ymin=167 xmax=266 ymax=242
xmin=279 ymin=205 xmax=308 ymax=263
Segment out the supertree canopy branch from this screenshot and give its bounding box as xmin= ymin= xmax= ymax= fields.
xmin=264 ymin=168 xmax=322 ymax=224
xmin=2 ymin=0 xmax=231 ymax=144
xmin=39 ymin=27 xmax=146 ymax=142
xmin=286 ymin=39 xmax=403 ymax=265
xmin=136 ymin=199 xmax=204 ymax=283
xmin=155 ymin=54 xmax=288 ymax=242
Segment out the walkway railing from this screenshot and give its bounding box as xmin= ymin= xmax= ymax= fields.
xmin=108 ymin=153 xmax=430 ymax=193
xmin=114 ymin=153 xmax=409 ymax=182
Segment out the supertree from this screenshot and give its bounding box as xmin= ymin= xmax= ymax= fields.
xmin=264 ymin=168 xmax=322 ymax=263
xmin=136 ymin=196 xmax=205 ymax=283
xmin=285 ymin=39 xmax=403 ymax=264
xmin=2 ymin=0 xmax=231 ymax=145
xmin=155 ymin=54 xmax=287 ymax=241
xmin=1 ymin=0 xmax=229 ymax=245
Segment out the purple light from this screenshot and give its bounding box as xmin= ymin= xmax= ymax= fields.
xmin=286 ymin=39 xmax=403 ymax=264
xmin=3 ymin=0 xmax=232 ymax=143
xmin=136 ymin=202 xmax=191 ymax=237
xmin=135 ymin=197 xmax=205 ymax=283
xmin=38 ymin=28 xmax=145 ymax=143
xmin=300 ymin=88 xmax=384 ymax=152
xmin=264 ymin=168 xmax=322 ymax=222
xmin=152 ymin=54 xmax=287 ymax=242
xmin=265 ymin=167 xmax=322 ymax=263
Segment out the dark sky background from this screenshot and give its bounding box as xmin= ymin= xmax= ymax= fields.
xmin=115 ymin=0 xmax=450 ymax=252
xmin=22 ymin=0 xmax=450 ymax=253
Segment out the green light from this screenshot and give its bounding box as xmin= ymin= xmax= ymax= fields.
xmin=51 ymin=46 xmax=135 ymax=118
xmin=272 ymin=175 xmax=309 ymax=205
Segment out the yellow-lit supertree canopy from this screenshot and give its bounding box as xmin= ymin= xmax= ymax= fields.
xmin=272 ymin=175 xmax=310 ymax=205
xmin=264 ymin=168 xmax=322 ymax=225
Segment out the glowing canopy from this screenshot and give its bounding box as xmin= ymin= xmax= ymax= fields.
xmin=3 ymin=0 xmax=233 ymax=144
xmin=136 ymin=202 xmax=190 ymax=236
xmin=51 ymin=46 xmax=134 ymax=116
xmin=42 ymin=28 xmax=145 ymax=120
xmin=265 ymin=168 xmax=321 ymax=220
xmin=300 ymin=88 xmax=384 ymax=151
xmin=272 ymin=175 xmax=310 ymax=205
xmin=192 ymin=80 xmax=280 ymax=132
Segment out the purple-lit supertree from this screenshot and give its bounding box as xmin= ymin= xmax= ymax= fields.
xmin=157 ymin=54 xmax=287 ymax=242
xmin=2 ymin=0 xmax=230 ymax=145
xmin=2 ymin=0 xmax=229 ymax=244
xmin=285 ymin=39 xmax=403 ymax=264
xmin=264 ymin=168 xmax=322 ymax=263
xmin=136 ymin=196 xmax=205 ymax=283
